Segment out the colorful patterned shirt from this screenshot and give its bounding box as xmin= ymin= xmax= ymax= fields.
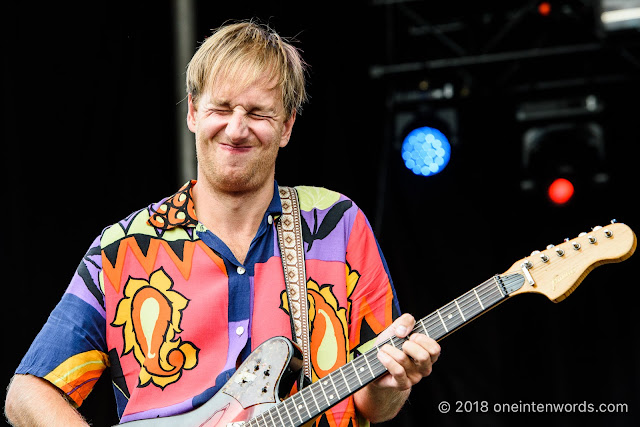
xmin=16 ymin=181 xmax=400 ymax=426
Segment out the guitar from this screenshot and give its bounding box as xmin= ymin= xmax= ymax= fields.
xmin=122 ymin=221 xmax=636 ymax=426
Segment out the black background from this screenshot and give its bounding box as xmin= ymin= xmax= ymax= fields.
xmin=4 ymin=1 xmax=640 ymax=426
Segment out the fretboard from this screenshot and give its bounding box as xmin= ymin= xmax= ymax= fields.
xmin=247 ymin=273 xmax=524 ymax=427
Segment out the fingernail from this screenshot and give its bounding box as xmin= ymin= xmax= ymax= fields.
xmin=395 ymin=325 xmax=407 ymax=336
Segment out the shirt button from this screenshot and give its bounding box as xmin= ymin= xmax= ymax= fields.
xmin=237 ymin=266 xmax=246 ymax=275
xmin=236 ymin=326 xmax=245 ymax=336
xmin=267 ymin=215 xmax=273 ymax=225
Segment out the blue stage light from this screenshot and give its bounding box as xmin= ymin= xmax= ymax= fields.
xmin=401 ymin=126 xmax=451 ymax=176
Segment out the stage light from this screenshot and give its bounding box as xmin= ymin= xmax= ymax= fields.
xmin=600 ymin=0 xmax=640 ymax=31
xmin=401 ymin=126 xmax=451 ymax=177
xmin=548 ymin=178 xmax=575 ymax=205
xmin=538 ymin=1 xmax=551 ymax=16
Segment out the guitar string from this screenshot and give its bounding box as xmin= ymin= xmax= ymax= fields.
xmin=328 ymin=274 xmax=520 ymax=400
xmin=317 ymin=277 xmax=511 ymax=406
xmin=251 ymin=275 xmax=520 ymax=426
xmin=292 ymin=279 xmax=509 ymax=425
xmin=259 ymin=280 xmax=513 ymax=427
xmin=290 ymin=276 xmax=510 ymax=421
xmin=418 ymin=277 xmax=507 ymax=339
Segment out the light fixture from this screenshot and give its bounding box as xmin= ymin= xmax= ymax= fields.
xmin=401 ymin=126 xmax=451 ymax=177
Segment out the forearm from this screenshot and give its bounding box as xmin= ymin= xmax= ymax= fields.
xmin=5 ymin=374 xmax=89 ymax=427
xmin=353 ymin=382 xmax=411 ymax=424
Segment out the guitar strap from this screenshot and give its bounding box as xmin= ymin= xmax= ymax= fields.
xmin=276 ymin=186 xmax=312 ymax=388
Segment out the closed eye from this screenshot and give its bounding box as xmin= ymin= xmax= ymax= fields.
xmin=250 ymin=112 xmax=272 ymax=119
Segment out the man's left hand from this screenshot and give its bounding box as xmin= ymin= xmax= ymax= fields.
xmin=373 ymin=313 xmax=441 ymax=391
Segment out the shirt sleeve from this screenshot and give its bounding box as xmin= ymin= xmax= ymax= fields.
xmin=15 ymin=234 xmax=109 ymax=407
xmin=345 ymin=208 xmax=401 ymax=358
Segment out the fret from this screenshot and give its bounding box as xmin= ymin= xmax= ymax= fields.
xmin=293 ymin=390 xmax=311 ymax=421
xmin=473 ymin=288 xmax=485 ymax=310
xmin=423 ymin=313 xmax=446 ymax=339
xmin=271 ymin=407 xmax=282 ymax=427
xmin=458 ymin=290 xmax=483 ymax=320
xmin=390 ymin=336 xmax=404 ymax=351
xmin=306 ymin=382 xmax=321 ymax=415
xmin=328 ymin=373 xmax=340 ymax=402
xmin=350 ymin=360 xmax=363 ymax=386
xmin=355 ymin=357 xmax=369 ymax=384
xmin=369 ymin=351 xmax=386 ymax=378
xmin=288 ymin=394 xmax=302 ymax=424
xmin=318 ymin=378 xmax=331 ymax=408
xmin=362 ymin=351 xmax=376 ymax=378
xmin=339 ymin=366 xmax=351 ymax=394
xmin=436 ymin=309 xmax=449 ymax=332
xmin=418 ymin=318 xmax=430 ymax=337
xmin=440 ymin=301 xmax=464 ymax=332
xmin=454 ymin=299 xmax=466 ymax=321
xmin=281 ymin=397 xmax=295 ymax=426
xmin=478 ymin=281 xmax=503 ymax=308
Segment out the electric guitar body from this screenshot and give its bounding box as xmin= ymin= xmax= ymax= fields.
xmin=123 ymin=337 xmax=304 ymax=426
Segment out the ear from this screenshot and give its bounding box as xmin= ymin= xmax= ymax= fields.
xmin=279 ymin=110 xmax=297 ymax=148
xmin=187 ymin=93 xmax=198 ymax=133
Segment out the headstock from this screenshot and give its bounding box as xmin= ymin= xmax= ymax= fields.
xmin=505 ymin=221 xmax=636 ymax=302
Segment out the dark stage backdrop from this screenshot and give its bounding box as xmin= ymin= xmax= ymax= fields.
xmin=4 ymin=2 xmax=639 ymax=426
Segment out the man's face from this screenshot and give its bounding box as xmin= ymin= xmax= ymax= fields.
xmin=187 ymin=75 xmax=295 ymax=194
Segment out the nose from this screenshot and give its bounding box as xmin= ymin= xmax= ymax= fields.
xmin=225 ymin=111 xmax=249 ymax=143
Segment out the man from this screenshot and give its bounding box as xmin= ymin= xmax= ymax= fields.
xmin=5 ymin=21 xmax=440 ymax=426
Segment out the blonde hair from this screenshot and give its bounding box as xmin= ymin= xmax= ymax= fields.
xmin=186 ymin=20 xmax=308 ymax=119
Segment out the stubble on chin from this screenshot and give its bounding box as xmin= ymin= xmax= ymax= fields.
xmin=196 ymin=148 xmax=280 ymax=194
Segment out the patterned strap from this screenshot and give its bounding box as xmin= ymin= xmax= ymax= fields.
xmin=276 ymin=186 xmax=312 ymax=384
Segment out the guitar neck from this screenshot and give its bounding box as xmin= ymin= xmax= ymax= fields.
xmin=250 ymin=273 xmax=525 ymax=426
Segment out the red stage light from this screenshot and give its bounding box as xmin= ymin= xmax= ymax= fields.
xmin=538 ymin=2 xmax=551 ymax=16
xmin=548 ymin=178 xmax=574 ymax=205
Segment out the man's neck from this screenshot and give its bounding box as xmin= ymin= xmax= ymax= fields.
xmin=192 ymin=179 xmax=275 ymax=264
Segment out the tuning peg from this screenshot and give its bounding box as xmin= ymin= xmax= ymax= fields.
xmin=593 ymin=226 xmax=602 ymax=231
xmin=611 ymin=219 xmax=618 ymax=224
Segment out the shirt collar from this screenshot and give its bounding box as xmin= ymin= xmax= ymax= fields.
xmin=147 ymin=180 xmax=283 ymax=231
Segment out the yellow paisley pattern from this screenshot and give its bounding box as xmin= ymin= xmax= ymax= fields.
xmin=111 ymin=268 xmax=199 ymax=389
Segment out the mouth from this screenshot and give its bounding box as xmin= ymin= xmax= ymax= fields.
xmin=219 ymin=143 xmax=253 ymax=153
